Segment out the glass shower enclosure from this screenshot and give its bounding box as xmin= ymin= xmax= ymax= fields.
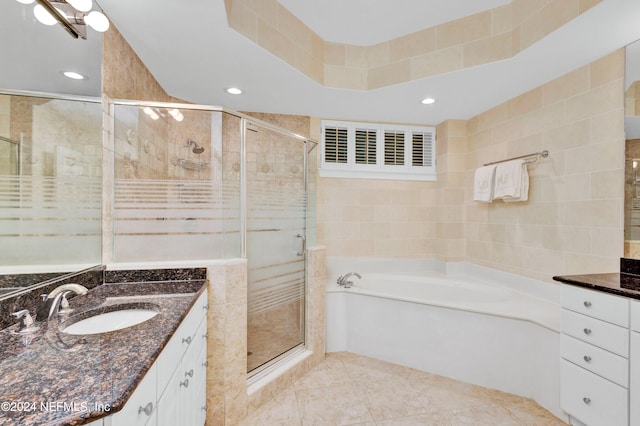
xmin=108 ymin=100 xmax=316 ymax=376
xmin=244 ymin=120 xmax=311 ymax=374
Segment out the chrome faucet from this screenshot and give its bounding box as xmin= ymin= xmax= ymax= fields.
xmin=40 ymin=283 xmax=89 ymax=320
xmin=11 ymin=310 xmax=39 ymax=333
xmin=337 ymin=272 xmax=361 ymax=288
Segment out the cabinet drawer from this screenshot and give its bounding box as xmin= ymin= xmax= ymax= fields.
xmin=631 ymin=299 xmax=640 ymax=332
xmin=561 ymin=309 xmax=629 ymax=357
xmin=157 ymin=291 xmax=208 ymax=397
xmin=561 ymin=285 xmax=628 ymax=327
xmin=560 ymin=334 xmax=628 ymax=387
xmin=560 ymin=360 xmax=628 ymax=426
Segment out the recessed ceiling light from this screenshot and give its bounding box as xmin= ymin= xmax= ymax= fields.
xmin=226 ymin=87 xmax=243 ymax=95
xmin=421 ymin=98 xmax=435 ymax=105
xmin=63 ymin=71 xmax=86 ymax=80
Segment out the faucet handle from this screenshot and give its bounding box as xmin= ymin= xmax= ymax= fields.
xmin=11 ymin=310 xmax=39 ymax=333
xmin=58 ymin=291 xmax=74 ymax=315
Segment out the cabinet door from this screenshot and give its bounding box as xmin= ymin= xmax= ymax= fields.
xmin=110 ymin=364 xmax=157 ymax=426
xmin=194 ymin=339 xmax=207 ymax=425
xmin=157 ymin=362 xmax=182 ymax=426
xmin=631 ymin=332 xmax=640 ymax=426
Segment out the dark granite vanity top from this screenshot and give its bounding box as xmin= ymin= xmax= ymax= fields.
xmin=0 ymin=279 xmax=207 ymax=426
xmin=553 ymin=258 xmax=640 ymax=300
xmin=553 ymin=273 xmax=640 ymax=300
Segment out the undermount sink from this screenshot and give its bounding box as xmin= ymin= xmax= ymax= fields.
xmin=61 ymin=303 xmax=160 ymax=335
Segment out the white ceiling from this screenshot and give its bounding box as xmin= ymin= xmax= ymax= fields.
xmin=277 ymin=0 xmax=510 ymax=45
xmin=0 ymin=1 xmax=102 ymax=97
xmin=3 ymin=0 xmax=640 ymax=127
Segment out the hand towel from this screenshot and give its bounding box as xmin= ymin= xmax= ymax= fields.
xmin=473 ymin=164 xmax=497 ymax=202
xmin=503 ymin=165 xmax=529 ymax=202
xmin=494 ymin=159 xmax=529 ymax=202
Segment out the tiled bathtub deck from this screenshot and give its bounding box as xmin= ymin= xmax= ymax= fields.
xmin=242 ymin=352 xmax=566 ymax=426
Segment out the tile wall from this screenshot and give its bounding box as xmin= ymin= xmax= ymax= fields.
xmin=316 ymin=49 xmax=625 ymax=281
xmin=465 ymin=49 xmax=624 ymax=279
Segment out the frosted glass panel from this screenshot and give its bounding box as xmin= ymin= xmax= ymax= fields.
xmin=246 ymin=121 xmax=307 ymax=372
xmin=112 ymin=105 xmax=238 ymax=262
xmin=0 ymin=95 xmax=102 ymax=267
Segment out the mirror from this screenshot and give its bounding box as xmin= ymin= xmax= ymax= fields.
xmin=0 ymin=93 xmax=103 ymax=297
xmin=625 ymin=39 xmax=640 ymax=258
xmin=0 ymin=1 xmax=102 ymax=96
xmin=0 ymin=2 xmax=103 ymax=297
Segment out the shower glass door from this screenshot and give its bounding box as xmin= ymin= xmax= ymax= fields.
xmin=245 ymin=120 xmax=307 ymax=374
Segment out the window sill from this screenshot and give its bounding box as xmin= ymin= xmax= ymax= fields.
xmin=318 ymin=168 xmax=437 ymax=181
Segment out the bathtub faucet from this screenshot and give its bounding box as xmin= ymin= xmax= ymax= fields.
xmin=337 ymin=272 xmax=361 ymax=288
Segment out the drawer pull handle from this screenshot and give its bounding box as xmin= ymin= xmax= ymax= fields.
xmin=182 ymin=336 xmax=192 ymax=345
xmin=584 ymin=301 xmax=592 ymax=308
xmin=583 ymin=328 xmax=592 ymax=335
xmin=185 ymin=369 xmax=194 ymax=378
xmin=202 ymin=405 xmax=207 ymax=412
xmin=138 ymin=402 xmax=153 ymax=416
xmin=203 ymin=361 xmax=208 ymax=367
xmin=203 ymin=304 xmax=209 ymax=311
xmin=583 ymin=397 xmax=591 ymax=405
xmin=583 ymin=355 xmax=592 ymax=362
xmin=180 ymin=378 xmax=190 ymax=388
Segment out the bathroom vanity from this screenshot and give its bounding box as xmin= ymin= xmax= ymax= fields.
xmin=554 ymin=271 xmax=640 ymax=426
xmin=0 ymin=272 xmax=208 ymax=426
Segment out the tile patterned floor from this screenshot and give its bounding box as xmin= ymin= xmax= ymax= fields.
xmin=242 ymin=352 xmax=567 ymax=426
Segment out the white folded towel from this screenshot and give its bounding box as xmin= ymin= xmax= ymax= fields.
xmin=494 ymin=159 xmax=529 ymax=202
xmin=473 ymin=164 xmax=497 ymax=202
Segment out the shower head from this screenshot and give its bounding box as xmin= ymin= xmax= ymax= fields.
xmin=187 ymin=139 xmax=205 ymax=154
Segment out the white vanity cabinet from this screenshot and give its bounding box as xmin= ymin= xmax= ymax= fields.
xmin=106 ymin=290 xmax=208 ymax=426
xmin=157 ymin=304 xmax=208 ymax=426
xmin=560 ymin=285 xmax=630 ymax=426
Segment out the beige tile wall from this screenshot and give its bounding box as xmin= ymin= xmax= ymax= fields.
xmin=465 ymin=49 xmax=625 ymax=280
xmin=316 ymin=50 xmax=625 ymax=281
xmin=206 ymin=249 xmax=327 ymax=425
xmin=226 ymin=0 xmax=601 ymax=90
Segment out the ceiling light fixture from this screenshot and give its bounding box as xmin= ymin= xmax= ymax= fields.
xmin=21 ymin=0 xmax=110 ymax=40
xmin=421 ymin=98 xmax=436 ymax=105
xmin=226 ymin=87 xmax=243 ymax=95
xmin=63 ymin=71 xmax=85 ymax=80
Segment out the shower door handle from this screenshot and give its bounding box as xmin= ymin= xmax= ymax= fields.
xmin=296 ymin=234 xmax=306 ymax=256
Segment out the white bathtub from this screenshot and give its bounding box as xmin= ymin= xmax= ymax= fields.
xmin=325 ymin=258 xmax=565 ymax=421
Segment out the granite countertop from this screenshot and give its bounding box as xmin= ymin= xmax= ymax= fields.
xmin=553 ymin=273 xmax=640 ymax=300
xmin=0 ymin=280 xmax=206 ymax=426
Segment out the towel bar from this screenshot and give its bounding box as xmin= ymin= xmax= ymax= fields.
xmin=483 ymin=150 xmax=549 ymax=166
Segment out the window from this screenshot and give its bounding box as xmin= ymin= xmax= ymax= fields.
xmin=320 ymin=120 xmax=436 ymax=181
xmin=324 ymin=126 xmax=347 ymax=164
